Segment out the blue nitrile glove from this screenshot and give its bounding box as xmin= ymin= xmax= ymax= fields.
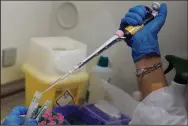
xmin=119 ymin=3 xmax=167 ymax=62
xmin=2 ymin=106 xmax=38 ymax=125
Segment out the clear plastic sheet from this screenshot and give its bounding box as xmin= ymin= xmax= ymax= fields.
xmin=130 ymin=81 xmax=187 ymax=125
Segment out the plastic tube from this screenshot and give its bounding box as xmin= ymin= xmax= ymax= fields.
xmin=35 ymin=100 xmax=52 ymax=122
xmin=24 ymin=91 xmax=42 ymax=124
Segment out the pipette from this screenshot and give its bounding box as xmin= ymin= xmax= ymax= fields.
xmin=42 ymin=34 xmax=125 ymax=94
xmin=42 ymin=2 xmax=160 ymax=94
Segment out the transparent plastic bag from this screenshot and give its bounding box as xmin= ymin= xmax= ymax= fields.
xmin=130 ymin=81 xmax=187 ymax=125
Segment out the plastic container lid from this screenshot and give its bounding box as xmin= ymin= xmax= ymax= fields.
xmin=94 ymin=100 xmax=121 ymax=119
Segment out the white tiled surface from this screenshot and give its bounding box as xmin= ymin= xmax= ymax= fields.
xmin=1 ymin=92 xmax=25 ymax=120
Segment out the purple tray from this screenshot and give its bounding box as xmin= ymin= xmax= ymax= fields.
xmin=53 ymin=104 xmax=131 ymax=125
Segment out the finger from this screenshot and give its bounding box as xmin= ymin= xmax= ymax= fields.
xmin=119 ymin=5 xmax=146 ymax=30
xmin=19 ymin=106 xmax=28 ymax=115
xmin=157 ymin=3 xmax=168 ymax=19
xmin=3 ymin=115 xmax=24 ymax=125
xmin=149 ymin=3 xmax=167 ymax=33
xmin=9 ymin=106 xmax=28 ymax=116
xmin=129 ymin=5 xmax=147 ymax=19
xmin=119 ymin=17 xmax=138 ymax=30
xmin=119 ymin=19 xmax=127 ymax=30
xmin=121 ymin=17 xmax=138 ymax=26
xmin=126 ymin=12 xmax=144 ymax=25
xmin=26 ymin=119 xmax=38 ymax=125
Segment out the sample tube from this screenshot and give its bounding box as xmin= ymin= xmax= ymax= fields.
xmin=24 ymin=91 xmax=42 ymax=124
xmin=35 ymin=100 xmax=52 ymax=122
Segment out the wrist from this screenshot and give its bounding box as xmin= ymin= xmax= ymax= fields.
xmin=132 ymin=49 xmax=160 ymax=63
xmin=135 ymin=55 xmax=161 ymax=69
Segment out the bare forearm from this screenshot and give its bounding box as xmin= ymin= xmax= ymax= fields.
xmin=135 ymin=55 xmax=167 ymax=99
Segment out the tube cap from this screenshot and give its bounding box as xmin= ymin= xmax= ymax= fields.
xmin=97 ymin=56 xmax=109 ymax=67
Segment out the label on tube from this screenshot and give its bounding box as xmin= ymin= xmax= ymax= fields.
xmin=35 ymin=100 xmax=52 ymax=121
xmin=24 ymin=91 xmax=42 ymax=123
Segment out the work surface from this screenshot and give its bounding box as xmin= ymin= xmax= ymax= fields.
xmin=0 ymin=82 xmax=139 ymax=120
xmin=1 ymin=91 xmax=25 ymax=120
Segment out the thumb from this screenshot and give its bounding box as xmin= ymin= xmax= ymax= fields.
xmin=148 ymin=3 xmax=167 ymax=34
xmin=26 ymin=119 xmax=38 ymax=125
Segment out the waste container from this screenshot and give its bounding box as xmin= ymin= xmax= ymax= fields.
xmin=22 ymin=64 xmax=88 ymax=108
xmin=22 ymin=36 xmax=88 ymax=108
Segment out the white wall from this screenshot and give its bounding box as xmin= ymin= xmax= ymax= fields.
xmin=1 ymin=1 xmax=53 ymax=84
xmin=49 ymin=1 xmax=187 ymax=94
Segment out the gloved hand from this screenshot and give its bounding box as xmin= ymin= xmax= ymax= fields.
xmin=2 ymin=106 xmax=37 ymax=125
xmin=119 ymin=3 xmax=167 ymax=62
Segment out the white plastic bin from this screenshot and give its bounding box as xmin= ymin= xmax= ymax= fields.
xmin=25 ymin=36 xmax=87 ymax=76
